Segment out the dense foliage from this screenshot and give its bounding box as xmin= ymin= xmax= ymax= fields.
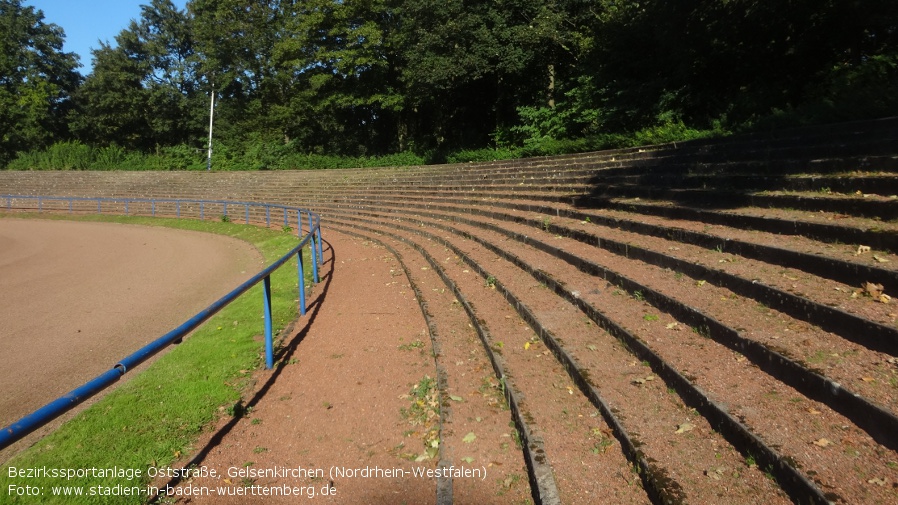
xmin=2 ymin=0 xmax=897 ymax=169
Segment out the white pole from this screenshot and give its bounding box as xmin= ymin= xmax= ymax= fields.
xmin=206 ymin=86 xmax=215 ymax=171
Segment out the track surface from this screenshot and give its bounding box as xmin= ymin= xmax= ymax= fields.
xmin=0 ymin=219 xmax=263 ymax=432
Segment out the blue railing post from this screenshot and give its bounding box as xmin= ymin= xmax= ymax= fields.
xmin=68 ymin=198 xmax=72 ymax=213
xmin=177 ymin=200 xmax=181 ymax=219
xmin=38 ymin=197 xmax=42 ymax=212
xmin=200 ymin=202 xmax=204 ymax=220
xmin=298 ymin=210 xmax=303 ymax=237
xmin=283 ymin=207 xmax=288 ymax=228
xmin=263 ymin=275 xmax=274 ymax=369
xmin=266 ymin=205 xmax=271 ymax=228
xmin=97 ymin=199 xmax=101 ymax=214
xmin=245 ymin=204 xmax=250 ymax=225
xmin=125 ymin=199 xmax=129 ymax=215
xmin=223 ymin=203 xmax=228 ymax=220
xmin=308 ymin=213 xmax=319 ymax=283
xmin=297 ymin=249 xmax=307 ymax=316
xmin=152 ymin=200 xmax=156 ymax=217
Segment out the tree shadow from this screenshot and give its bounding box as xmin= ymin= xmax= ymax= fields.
xmin=570 ymin=119 xmax=898 ymax=213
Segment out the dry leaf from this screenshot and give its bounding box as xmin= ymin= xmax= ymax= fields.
xmin=666 ymin=322 xmax=680 ymax=330
xmin=856 ymin=245 xmax=871 ymax=255
xmin=524 ymin=342 xmax=531 ymax=350
xmin=873 ymin=254 xmax=891 ymax=263
xmin=462 ymin=432 xmax=476 ymax=443
xmin=696 ymin=280 xmax=706 ymax=287
xmin=704 ymin=467 xmax=726 ymax=480
xmin=880 ymin=294 xmax=892 ymax=304
xmin=675 ymin=422 xmax=694 ymax=434
xmin=861 ymin=377 xmax=876 ymax=382
xmin=864 ymin=282 xmax=884 ymax=298
xmin=813 ymin=438 xmax=832 ymax=447
xmin=868 ymin=477 xmax=887 ymax=486
xmin=449 ymin=395 xmax=464 ymax=402
xmin=807 ymin=408 xmax=821 ymax=415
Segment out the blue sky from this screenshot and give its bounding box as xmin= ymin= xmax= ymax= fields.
xmin=24 ymin=0 xmax=188 ymax=73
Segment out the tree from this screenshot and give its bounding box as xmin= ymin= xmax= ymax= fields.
xmin=273 ymin=0 xmax=405 ymax=154
xmin=584 ymin=0 xmax=898 ymax=130
xmin=72 ymin=0 xmax=202 ymax=150
xmin=0 ymin=0 xmax=80 ymax=164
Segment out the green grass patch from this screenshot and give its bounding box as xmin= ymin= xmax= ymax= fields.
xmin=0 ymin=214 xmax=314 ymax=504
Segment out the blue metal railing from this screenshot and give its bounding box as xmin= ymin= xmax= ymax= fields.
xmin=0 ymin=194 xmax=324 ymax=450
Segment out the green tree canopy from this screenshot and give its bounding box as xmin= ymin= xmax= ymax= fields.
xmin=0 ymin=0 xmax=80 ymax=164
xmin=72 ymin=0 xmax=201 ymax=150
xmin=5 ymin=0 xmax=898 ymax=167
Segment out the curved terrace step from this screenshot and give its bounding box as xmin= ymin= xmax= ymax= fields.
xmin=2 ymin=117 xmax=898 ymax=504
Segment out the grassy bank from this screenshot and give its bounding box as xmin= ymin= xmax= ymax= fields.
xmin=0 ymin=214 xmax=313 ymax=504
xmin=3 ymin=121 xmax=725 ymax=171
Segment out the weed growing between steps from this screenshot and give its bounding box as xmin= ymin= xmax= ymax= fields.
xmin=0 ymin=214 xmax=312 ymax=504
xmin=397 ymin=375 xmax=440 ymax=462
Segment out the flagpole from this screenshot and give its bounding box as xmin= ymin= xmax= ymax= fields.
xmin=206 ymin=85 xmax=215 ymax=171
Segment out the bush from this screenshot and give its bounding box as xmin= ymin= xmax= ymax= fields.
xmin=447 ymin=147 xmax=521 ymax=164
xmin=3 ymin=123 xmax=725 ymax=172
xmin=7 ymin=141 xmax=92 ymax=170
xmin=92 ymin=145 xmax=126 ymax=170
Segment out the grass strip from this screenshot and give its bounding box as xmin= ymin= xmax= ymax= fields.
xmin=0 ymin=214 xmax=313 ymax=504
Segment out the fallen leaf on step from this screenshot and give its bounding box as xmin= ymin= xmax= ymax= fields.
xmin=856 ymin=245 xmax=871 ymax=255
xmin=813 ymin=438 xmax=832 ymax=447
xmin=873 ymin=254 xmax=890 ymax=263
xmin=864 ymin=282 xmax=884 ymax=298
xmin=675 ymin=423 xmax=694 ymax=434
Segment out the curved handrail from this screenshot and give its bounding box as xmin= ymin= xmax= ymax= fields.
xmin=0 ymin=195 xmax=323 ymax=450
